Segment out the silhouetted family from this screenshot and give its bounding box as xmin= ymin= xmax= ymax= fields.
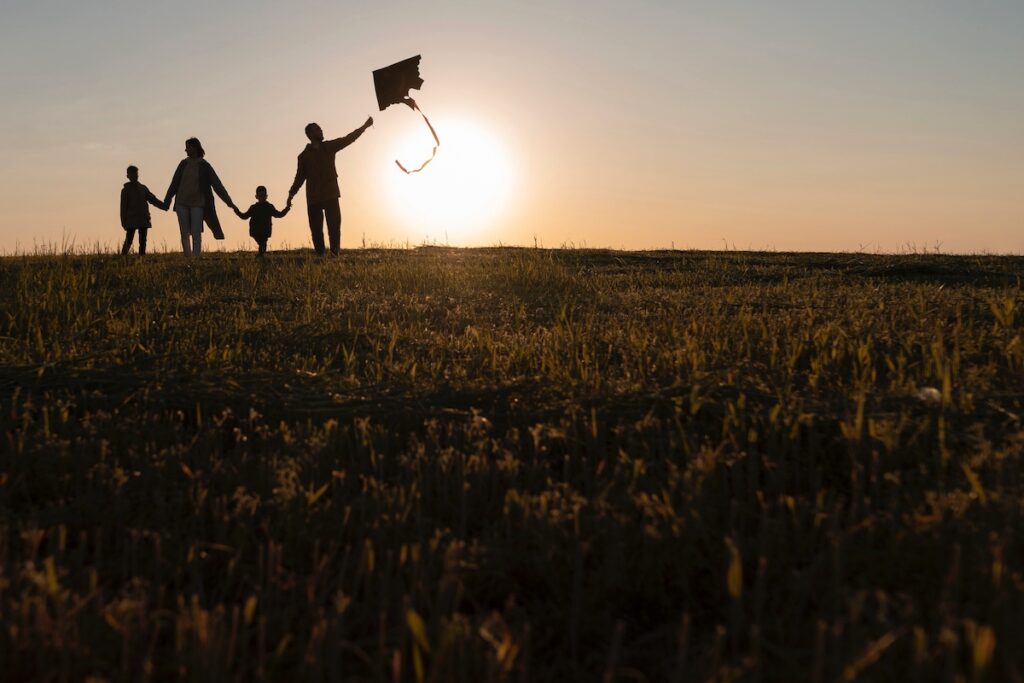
xmin=120 ymin=117 xmax=374 ymax=257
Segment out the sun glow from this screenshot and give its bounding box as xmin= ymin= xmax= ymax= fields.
xmin=382 ymin=119 xmax=515 ymax=243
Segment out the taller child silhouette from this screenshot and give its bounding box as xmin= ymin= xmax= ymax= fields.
xmin=288 ymin=118 xmax=373 ymax=256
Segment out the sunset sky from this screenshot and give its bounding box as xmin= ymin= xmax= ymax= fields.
xmin=1 ymin=1 xmax=1021 ymax=253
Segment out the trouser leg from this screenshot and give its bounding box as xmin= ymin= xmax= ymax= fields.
xmin=176 ymin=209 xmax=192 ymax=256
xmin=307 ymin=204 xmax=326 ymax=255
xmin=257 ymin=240 xmax=267 ymax=256
xmin=138 ymin=228 xmax=148 ymax=255
xmin=121 ymin=229 xmax=135 ymax=255
xmin=324 ymin=199 xmax=342 ymax=254
xmin=190 ymin=207 xmax=204 ymax=255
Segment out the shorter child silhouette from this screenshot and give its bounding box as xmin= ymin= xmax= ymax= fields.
xmin=234 ymin=186 xmax=290 ymax=257
xmin=120 ymin=165 xmax=166 ymax=255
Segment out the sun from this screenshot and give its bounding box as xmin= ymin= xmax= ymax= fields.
xmin=382 ymin=118 xmax=515 ymax=244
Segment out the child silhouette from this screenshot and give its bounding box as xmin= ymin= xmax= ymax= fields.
xmin=120 ymin=165 xmax=166 ymax=255
xmin=234 ymin=186 xmax=290 ymax=257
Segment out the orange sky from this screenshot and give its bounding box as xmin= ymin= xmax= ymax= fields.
xmin=1 ymin=1 xmax=1022 ymax=253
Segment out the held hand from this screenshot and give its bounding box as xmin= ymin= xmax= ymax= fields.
xmin=233 ymin=207 xmax=243 ymax=219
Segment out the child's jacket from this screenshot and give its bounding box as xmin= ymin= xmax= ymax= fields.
xmin=120 ymin=182 xmax=162 ymax=229
xmin=240 ymin=202 xmax=289 ymax=240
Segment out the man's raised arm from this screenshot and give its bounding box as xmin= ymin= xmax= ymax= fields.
xmin=326 ymin=117 xmax=374 ymax=153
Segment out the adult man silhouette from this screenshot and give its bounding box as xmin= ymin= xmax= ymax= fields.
xmin=288 ymin=118 xmax=373 ymax=255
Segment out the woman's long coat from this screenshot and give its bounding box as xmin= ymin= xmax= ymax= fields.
xmin=164 ymin=159 xmax=234 ymax=240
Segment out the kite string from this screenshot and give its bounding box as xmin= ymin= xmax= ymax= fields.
xmin=395 ymin=98 xmax=439 ymax=174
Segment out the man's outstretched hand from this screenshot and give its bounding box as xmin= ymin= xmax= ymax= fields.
xmin=363 ymin=116 xmax=374 ymax=130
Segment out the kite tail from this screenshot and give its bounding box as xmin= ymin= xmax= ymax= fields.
xmin=395 ymin=98 xmax=439 ymax=174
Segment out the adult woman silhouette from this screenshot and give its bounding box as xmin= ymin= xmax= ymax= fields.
xmin=163 ymin=137 xmax=237 ymax=256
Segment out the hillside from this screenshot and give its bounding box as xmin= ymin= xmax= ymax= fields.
xmin=2 ymin=248 xmax=1023 ymax=681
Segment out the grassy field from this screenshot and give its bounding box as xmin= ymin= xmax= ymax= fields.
xmin=2 ymin=247 xmax=1023 ymax=682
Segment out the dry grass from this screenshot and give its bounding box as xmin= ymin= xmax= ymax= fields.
xmin=1 ymin=247 xmax=1023 ymax=681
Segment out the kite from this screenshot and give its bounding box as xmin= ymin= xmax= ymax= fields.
xmin=373 ymin=55 xmax=440 ymax=174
